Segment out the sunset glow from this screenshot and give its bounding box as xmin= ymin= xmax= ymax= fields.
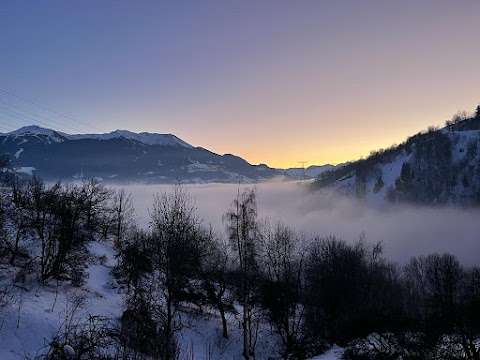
xmin=1 ymin=1 xmax=479 ymax=168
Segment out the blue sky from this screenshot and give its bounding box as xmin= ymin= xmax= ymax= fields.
xmin=1 ymin=1 xmax=479 ymax=167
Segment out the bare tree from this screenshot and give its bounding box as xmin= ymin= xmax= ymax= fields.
xmin=111 ymin=188 xmax=136 ymax=249
xmin=224 ymin=187 xmax=261 ymax=360
xmin=80 ymin=178 xmax=113 ymax=233
xmin=261 ymin=219 xmax=307 ymax=359
xmin=0 ymin=177 xmax=29 ymax=265
xmin=14 ymin=178 xmax=90 ymax=285
xmin=458 ymin=266 xmax=480 ymax=360
xmin=404 ymin=253 xmax=462 ymax=324
xmin=192 ymin=227 xmax=233 ymax=339
xmin=305 ymin=236 xmax=379 ymax=344
xmin=403 ymin=253 xmax=464 ymax=352
xmin=149 ymin=184 xmax=199 ymax=360
xmin=21 ymin=177 xmax=62 ymax=283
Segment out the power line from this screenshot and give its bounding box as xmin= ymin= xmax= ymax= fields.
xmin=0 ymin=88 xmax=106 ymax=133
xmin=0 ymin=120 xmax=17 ymax=132
xmin=0 ymin=98 xmax=83 ymax=134
xmin=0 ymin=106 xmax=83 ymax=133
xmin=0 ymin=106 xmax=73 ymax=133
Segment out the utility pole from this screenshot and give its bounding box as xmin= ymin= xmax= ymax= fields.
xmin=297 ymin=161 xmax=308 ymax=183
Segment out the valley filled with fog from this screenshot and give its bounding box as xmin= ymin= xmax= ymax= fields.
xmin=122 ymin=181 xmax=480 ymax=266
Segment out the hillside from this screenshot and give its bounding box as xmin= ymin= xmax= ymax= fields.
xmin=0 ymin=240 xmax=286 ymax=360
xmin=0 ymin=175 xmax=350 ymax=360
xmin=311 ymin=107 xmax=480 ymax=206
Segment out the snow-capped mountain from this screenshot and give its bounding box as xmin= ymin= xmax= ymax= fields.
xmin=0 ymin=126 xmax=283 ymax=183
xmin=3 ymin=125 xmax=67 ymax=144
xmin=311 ymin=114 xmax=480 ymax=206
xmin=1 ymin=125 xmax=192 ymax=148
xmin=5 ymin=125 xmax=59 ymax=137
xmin=65 ymin=129 xmax=192 ymax=148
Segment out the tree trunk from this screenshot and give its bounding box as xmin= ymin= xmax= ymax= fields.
xmin=242 ymin=275 xmax=250 ymax=360
xmin=10 ymin=227 xmax=23 ymax=265
xmin=243 ymin=304 xmax=249 ymax=360
xmin=166 ymin=297 xmax=172 ymax=360
xmin=219 ymin=303 xmax=228 ymax=339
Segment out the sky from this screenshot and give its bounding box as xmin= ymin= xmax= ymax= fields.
xmin=1 ymin=1 xmax=479 ymax=168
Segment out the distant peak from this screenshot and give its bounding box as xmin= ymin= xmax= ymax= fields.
xmin=111 ymin=129 xmax=135 ymax=136
xmin=6 ymin=125 xmax=56 ymax=136
xmin=66 ymin=128 xmax=192 ymax=148
xmin=2 ymin=126 xmax=67 ymax=144
xmin=3 ymin=126 xmax=192 ymax=148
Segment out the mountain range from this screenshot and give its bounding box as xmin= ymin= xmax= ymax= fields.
xmin=8 ymin=110 xmax=479 ymax=206
xmin=0 ymin=126 xmax=334 ymax=183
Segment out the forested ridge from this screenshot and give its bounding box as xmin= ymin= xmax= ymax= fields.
xmin=313 ymin=105 xmax=480 ymax=206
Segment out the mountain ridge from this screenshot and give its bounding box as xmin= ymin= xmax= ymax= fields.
xmin=311 ymin=107 xmax=480 ymax=206
xmin=1 ymin=126 xmax=339 ymax=183
xmin=2 ymin=125 xmax=192 ymax=148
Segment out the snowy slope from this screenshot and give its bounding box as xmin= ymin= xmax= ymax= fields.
xmin=0 ymin=241 xmax=122 ymax=359
xmin=312 ymin=127 xmax=480 ymax=206
xmin=313 ymin=149 xmax=412 ymax=206
xmin=357 ymin=151 xmax=412 ymax=206
xmin=2 ymin=125 xmax=67 ymax=144
xmin=0 ymin=239 xmax=342 ymax=359
xmin=3 ymin=125 xmax=60 ymax=137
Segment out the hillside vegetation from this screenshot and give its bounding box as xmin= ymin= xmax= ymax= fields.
xmin=312 ymin=105 xmax=480 ymax=206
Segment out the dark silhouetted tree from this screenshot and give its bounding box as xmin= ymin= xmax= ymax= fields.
xmin=224 ymin=187 xmax=261 ymax=360
xmin=149 ymin=184 xmax=199 ymax=360
xmin=261 ymin=220 xmax=309 ymax=359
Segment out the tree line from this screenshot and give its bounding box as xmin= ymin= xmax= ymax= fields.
xmin=0 ymin=159 xmax=479 ymax=359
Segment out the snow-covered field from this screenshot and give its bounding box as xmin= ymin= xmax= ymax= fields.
xmin=0 ymin=239 xmax=343 ymax=359
xmin=0 ymin=241 xmax=122 ymax=359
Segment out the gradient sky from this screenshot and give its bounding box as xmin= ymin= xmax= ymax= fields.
xmin=1 ymin=1 xmax=479 ymax=168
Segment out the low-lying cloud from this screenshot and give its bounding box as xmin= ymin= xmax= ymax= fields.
xmin=122 ymin=182 xmax=480 ymax=266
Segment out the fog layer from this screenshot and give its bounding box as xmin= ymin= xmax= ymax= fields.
xmin=123 ymin=182 xmax=480 ymax=266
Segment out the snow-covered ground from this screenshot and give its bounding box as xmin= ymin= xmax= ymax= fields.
xmin=0 ymin=241 xmax=122 ymax=359
xmin=15 ymin=167 xmax=36 ymax=175
xmin=14 ymin=148 xmax=23 ymax=159
xmin=310 ymin=345 xmax=344 ymax=360
xmin=0 ymin=239 xmax=343 ymax=359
